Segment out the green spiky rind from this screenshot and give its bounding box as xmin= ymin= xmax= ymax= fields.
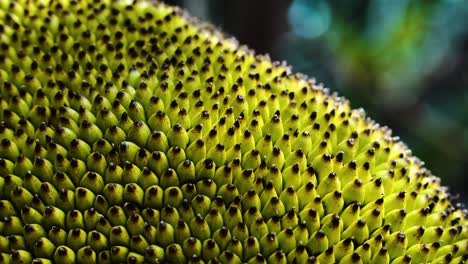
xmin=0 ymin=0 xmax=466 ymax=263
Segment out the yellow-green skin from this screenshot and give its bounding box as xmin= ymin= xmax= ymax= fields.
xmin=0 ymin=0 xmax=466 ymax=263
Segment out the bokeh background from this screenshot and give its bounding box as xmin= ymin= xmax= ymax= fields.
xmin=164 ymin=0 xmax=468 ymax=204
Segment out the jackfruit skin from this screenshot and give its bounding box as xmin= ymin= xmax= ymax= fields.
xmin=0 ymin=0 xmax=467 ymax=263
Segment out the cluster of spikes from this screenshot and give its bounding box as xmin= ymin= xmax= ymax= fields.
xmin=0 ymin=0 xmax=467 ymax=263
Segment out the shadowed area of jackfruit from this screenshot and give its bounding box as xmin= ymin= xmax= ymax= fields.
xmin=0 ymin=0 xmax=467 ymax=263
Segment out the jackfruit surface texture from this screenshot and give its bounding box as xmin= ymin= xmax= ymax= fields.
xmin=0 ymin=0 xmax=466 ymax=263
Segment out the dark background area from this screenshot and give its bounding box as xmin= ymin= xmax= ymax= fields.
xmin=164 ymin=0 xmax=468 ymax=204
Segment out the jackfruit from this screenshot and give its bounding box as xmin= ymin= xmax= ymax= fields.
xmin=0 ymin=0 xmax=467 ymax=263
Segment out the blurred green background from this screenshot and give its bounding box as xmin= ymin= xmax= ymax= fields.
xmin=164 ymin=0 xmax=468 ymax=204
